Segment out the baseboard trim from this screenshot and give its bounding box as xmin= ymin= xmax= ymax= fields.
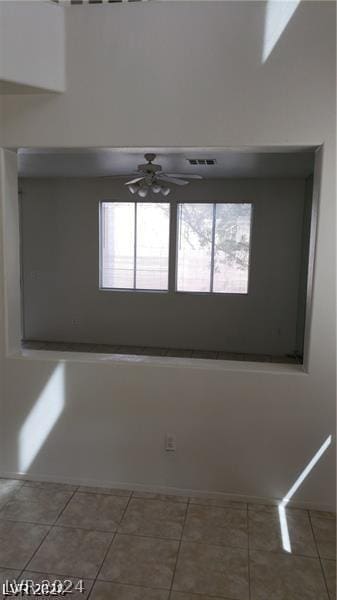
xmin=0 ymin=470 xmax=335 ymax=513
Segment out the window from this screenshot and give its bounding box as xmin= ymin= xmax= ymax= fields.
xmin=177 ymin=203 xmax=252 ymax=293
xmin=101 ymin=202 xmax=170 ymax=290
xmin=100 ymin=201 xmax=252 ymax=294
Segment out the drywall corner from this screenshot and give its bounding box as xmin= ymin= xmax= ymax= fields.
xmin=0 ymin=1 xmax=66 ymax=93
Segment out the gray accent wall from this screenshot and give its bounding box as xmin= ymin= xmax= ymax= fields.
xmin=295 ymin=175 xmax=313 ymax=356
xmin=20 ymin=177 xmax=310 ymax=356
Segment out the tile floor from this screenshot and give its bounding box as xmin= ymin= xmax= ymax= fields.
xmin=0 ymin=478 xmax=335 ymax=599
xmin=22 ymin=340 xmax=302 ymax=365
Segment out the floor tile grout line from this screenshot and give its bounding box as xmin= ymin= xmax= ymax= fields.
xmin=23 ymin=482 xmax=79 ymax=490
xmin=7 ymin=480 xmax=252 ymax=509
xmin=1 ymin=496 xmax=249 ymax=513
xmin=1 ymin=513 xmax=327 ymax=559
xmin=2 ymin=478 xmax=335 ymax=597
xmin=308 ymin=509 xmax=332 ymax=599
xmin=77 ymin=489 xmax=132 ymax=498
xmin=65 ymin=524 xmax=183 ymax=541
xmin=5 ymin=479 xmax=307 ymax=511
xmin=48 ymin=487 xmax=80 ymax=527
xmin=81 ymin=577 xmax=96 ymax=598
xmin=0 ymin=490 xmax=251 ymax=525
xmin=87 ymin=490 xmax=134 ymax=598
xmin=1 ymin=498 xmax=79 ymax=524
xmin=86 ymin=535 xmax=115 ymax=599
xmin=70 ymin=488 xmax=188 ymax=503
xmin=131 ymin=494 xmax=190 ymax=505
xmin=247 ymin=545 xmax=322 ymax=561
xmin=18 ymin=488 xmax=79 ymax=577
xmin=0 ymin=518 xmax=121 ymax=534
xmin=189 ymin=501 xmax=247 ymax=510
xmin=17 ymin=524 xmax=53 ymax=580
xmin=168 ymin=497 xmax=190 ymax=597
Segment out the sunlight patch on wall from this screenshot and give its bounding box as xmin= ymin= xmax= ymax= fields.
xmin=19 ymin=364 xmax=65 ymax=473
xmin=263 ymin=0 xmax=301 ymax=63
xmin=278 ymin=434 xmax=332 ymax=553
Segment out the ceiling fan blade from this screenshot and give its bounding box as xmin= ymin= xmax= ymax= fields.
xmin=163 ymin=173 xmax=203 ymax=179
xmin=125 ymin=177 xmax=144 ymax=185
xmin=157 ymin=175 xmax=189 ymax=186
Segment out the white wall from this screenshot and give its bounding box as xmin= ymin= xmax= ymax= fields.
xmin=2 ymin=2 xmax=335 ymax=148
xmin=0 ymin=1 xmax=335 ymax=508
xmin=0 ymin=1 xmax=65 ymax=93
xmin=0 ymin=106 xmax=3 ymax=467
xmin=20 ymin=176 xmax=308 ymax=356
xmin=0 ymin=151 xmax=5 ymax=474
xmin=0 ymin=149 xmax=20 ymax=476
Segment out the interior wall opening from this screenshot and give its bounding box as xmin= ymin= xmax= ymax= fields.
xmin=17 ymin=147 xmax=318 ymax=365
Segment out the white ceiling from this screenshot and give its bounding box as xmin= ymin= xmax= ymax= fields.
xmin=18 ymin=147 xmax=315 ymax=179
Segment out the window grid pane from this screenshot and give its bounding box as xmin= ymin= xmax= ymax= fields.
xmin=101 ymin=202 xmax=135 ymax=289
xmin=135 ymin=203 xmax=170 ymax=290
xmin=213 ymin=203 xmax=252 ymax=294
xmin=209 ymin=203 xmax=217 ymax=293
xmin=176 ymin=202 xmax=252 ymax=294
xmin=101 ymin=201 xmax=169 ymax=291
xmin=133 ymin=202 xmax=137 ymax=289
xmin=176 ymin=203 xmax=213 ymax=292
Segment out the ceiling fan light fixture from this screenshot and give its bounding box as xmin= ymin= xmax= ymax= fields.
xmin=124 ymin=154 xmax=203 ymax=197
xmin=138 ymin=186 xmax=149 ymax=198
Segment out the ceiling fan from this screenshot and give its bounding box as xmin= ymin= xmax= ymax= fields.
xmin=105 ymin=153 xmax=202 ymax=197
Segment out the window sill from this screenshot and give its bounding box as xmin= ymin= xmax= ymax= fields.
xmin=10 ymin=343 xmax=306 ymax=375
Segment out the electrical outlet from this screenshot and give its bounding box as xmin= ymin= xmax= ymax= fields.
xmin=165 ymin=433 xmax=176 ymax=452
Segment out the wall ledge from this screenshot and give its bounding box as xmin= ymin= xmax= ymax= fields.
xmin=7 ymin=348 xmax=307 ymax=376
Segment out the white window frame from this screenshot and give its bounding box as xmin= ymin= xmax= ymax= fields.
xmin=174 ymin=201 xmax=253 ymax=295
xmin=99 ymin=200 xmax=170 ymax=292
xmin=99 ymin=200 xmax=253 ymax=295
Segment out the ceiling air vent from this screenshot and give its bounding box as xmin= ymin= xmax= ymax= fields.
xmin=187 ymin=159 xmax=217 ymax=166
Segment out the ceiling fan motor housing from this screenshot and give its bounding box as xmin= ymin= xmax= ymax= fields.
xmin=138 ymin=163 xmax=161 ymax=174
xmin=144 ymin=153 xmax=156 ymax=163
